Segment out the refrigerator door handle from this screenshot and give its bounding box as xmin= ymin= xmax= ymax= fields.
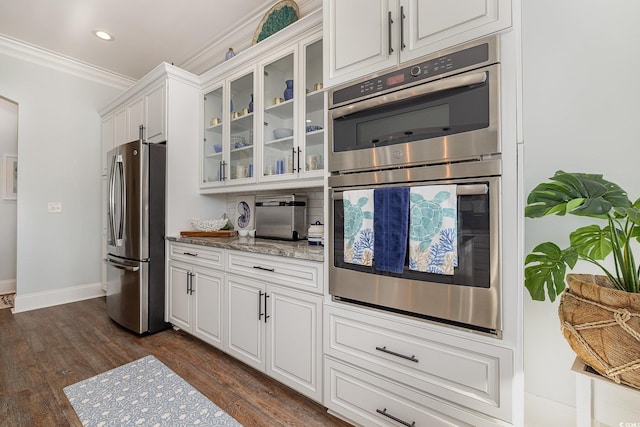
xmin=108 ymin=155 xmax=117 ymax=246
xmin=103 ymin=258 xmax=140 ymax=272
xmin=115 ymin=154 xmax=125 ymax=246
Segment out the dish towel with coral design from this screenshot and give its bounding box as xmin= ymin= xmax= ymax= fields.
xmin=409 ymin=185 xmax=458 ymax=275
xmin=343 ymin=189 xmax=374 ymax=266
xmin=373 ymin=187 xmax=410 ymax=273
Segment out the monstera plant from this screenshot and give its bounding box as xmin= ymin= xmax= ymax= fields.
xmin=524 ymin=170 xmax=640 ymax=301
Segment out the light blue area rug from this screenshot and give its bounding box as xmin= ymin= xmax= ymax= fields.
xmin=63 ymin=355 xmax=243 ymax=426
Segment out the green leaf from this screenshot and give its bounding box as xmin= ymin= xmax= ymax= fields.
xmin=525 ymin=171 xmax=631 ymax=219
xmin=524 ymin=242 xmax=578 ymax=302
xmin=569 ymin=224 xmax=613 ymax=260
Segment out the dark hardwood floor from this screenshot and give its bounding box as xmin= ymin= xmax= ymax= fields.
xmin=0 ymin=297 xmax=351 ymax=427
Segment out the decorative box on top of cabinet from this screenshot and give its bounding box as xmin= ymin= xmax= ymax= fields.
xmin=323 ymin=0 xmax=512 ymax=88
xmin=199 ymin=10 xmax=325 ymax=194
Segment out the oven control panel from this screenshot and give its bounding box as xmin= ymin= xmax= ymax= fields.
xmin=332 ymin=42 xmax=491 ymax=106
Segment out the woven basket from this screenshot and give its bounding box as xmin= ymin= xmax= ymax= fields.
xmin=559 ymin=274 xmax=640 ymax=389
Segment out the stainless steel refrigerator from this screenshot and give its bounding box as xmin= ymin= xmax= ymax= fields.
xmin=104 ymin=139 xmax=168 ymax=334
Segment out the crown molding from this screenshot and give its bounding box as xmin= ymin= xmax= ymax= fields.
xmin=0 ymin=33 xmax=135 ymax=90
xmin=180 ymin=0 xmax=321 ymax=77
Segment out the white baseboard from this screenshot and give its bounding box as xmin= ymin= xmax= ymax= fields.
xmin=0 ymin=279 xmax=16 ymax=294
xmin=12 ymin=282 xmax=106 ymax=313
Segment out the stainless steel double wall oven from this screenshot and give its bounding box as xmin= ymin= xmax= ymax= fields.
xmin=328 ymin=36 xmax=503 ymax=335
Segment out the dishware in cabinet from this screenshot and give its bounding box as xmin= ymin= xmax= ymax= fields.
xmin=260 ymin=36 xmax=325 ymax=182
xmin=261 ymin=49 xmax=296 ymax=179
xmin=301 ymin=37 xmax=325 ymax=175
xmin=201 ymin=66 xmax=257 ymax=187
xmin=203 ymin=84 xmax=224 ymax=185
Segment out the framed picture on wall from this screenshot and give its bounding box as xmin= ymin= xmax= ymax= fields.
xmin=3 ymin=154 xmax=17 ymax=200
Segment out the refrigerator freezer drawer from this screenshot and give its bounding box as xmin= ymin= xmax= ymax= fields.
xmin=105 ymin=256 xmax=149 ymax=334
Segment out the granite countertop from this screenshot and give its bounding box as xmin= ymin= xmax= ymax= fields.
xmin=166 ymin=236 xmax=325 ymax=262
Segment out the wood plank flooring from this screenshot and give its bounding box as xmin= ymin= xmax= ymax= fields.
xmin=0 ymin=297 xmax=352 ymax=427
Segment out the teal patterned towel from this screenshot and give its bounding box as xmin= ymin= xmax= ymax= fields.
xmin=409 ymin=185 xmax=458 ymax=275
xmin=343 ymin=189 xmax=374 ymax=266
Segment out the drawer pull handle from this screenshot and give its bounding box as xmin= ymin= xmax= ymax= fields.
xmin=375 ymin=346 xmax=419 ymax=363
xmin=253 ymin=265 xmax=275 ymax=272
xmin=376 ymin=408 xmax=415 ymax=427
xmin=183 ymin=252 xmax=198 ymax=257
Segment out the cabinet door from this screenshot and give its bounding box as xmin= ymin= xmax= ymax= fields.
xmin=228 ymin=68 xmax=256 ymax=184
xmin=300 ymin=36 xmax=325 ymax=176
xmin=399 ymin=0 xmax=512 ymax=64
xmin=113 ymin=108 xmax=127 ymax=146
xmin=324 ymin=0 xmax=397 ymax=87
xmin=168 ymin=261 xmax=192 ymax=331
xmin=202 ymin=83 xmax=225 ymax=186
xmin=266 ymin=285 xmax=323 ymax=402
xmin=145 ymin=83 xmax=166 ymax=143
xmin=225 ymin=275 xmax=265 ymax=371
xmin=101 ymin=116 xmax=114 ymax=176
xmin=127 ymin=96 xmax=144 ymax=142
xmin=193 ymin=267 xmax=224 ymax=350
xmin=261 ymin=49 xmax=295 ymax=180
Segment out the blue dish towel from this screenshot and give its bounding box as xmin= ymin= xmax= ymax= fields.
xmin=373 ymin=187 xmax=410 ymax=273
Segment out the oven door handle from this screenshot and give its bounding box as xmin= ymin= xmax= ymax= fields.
xmin=457 ymin=184 xmax=489 ymax=195
xmin=330 ymin=71 xmax=488 ymax=120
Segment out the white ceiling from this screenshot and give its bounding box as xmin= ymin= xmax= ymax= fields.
xmin=0 ymin=0 xmax=274 ymax=80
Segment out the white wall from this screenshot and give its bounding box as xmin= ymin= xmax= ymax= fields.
xmin=0 ymin=97 xmax=18 ymax=290
xmin=522 ymin=0 xmax=640 ymax=424
xmin=0 ymin=51 xmax=125 ymax=307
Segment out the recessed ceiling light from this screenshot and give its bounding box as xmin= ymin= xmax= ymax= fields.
xmin=94 ymin=30 xmax=114 ymax=41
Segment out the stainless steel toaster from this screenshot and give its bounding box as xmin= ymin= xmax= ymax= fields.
xmin=255 ymin=194 xmax=307 ymax=240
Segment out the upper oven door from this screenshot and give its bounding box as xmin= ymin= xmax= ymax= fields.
xmin=328 ymin=63 xmax=500 ymax=173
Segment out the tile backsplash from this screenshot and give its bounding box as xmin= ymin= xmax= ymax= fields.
xmin=226 ymin=189 xmax=324 ymax=229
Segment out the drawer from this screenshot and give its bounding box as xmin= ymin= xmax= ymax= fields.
xmin=324 ymin=358 xmax=508 ymax=427
xmin=169 ymin=243 xmax=224 ymax=270
xmin=324 ymin=305 xmax=513 ymax=422
xmin=226 ymin=250 xmax=323 ymax=294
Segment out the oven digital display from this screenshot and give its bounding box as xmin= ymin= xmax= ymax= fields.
xmin=386 ymin=73 xmax=405 ymax=86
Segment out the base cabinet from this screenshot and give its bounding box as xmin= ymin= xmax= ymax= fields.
xmin=225 ymin=273 xmax=323 ymax=403
xmin=167 ymin=244 xmax=225 ymax=350
xmin=167 ymin=242 xmax=324 ymax=403
xmin=324 ymin=304 xmax=514 ymax=425
xmin=325 ymin=358 xmax=508 ymax=427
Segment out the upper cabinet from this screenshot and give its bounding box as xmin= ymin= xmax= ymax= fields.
xmin=323 ymin=0 xmax=512 ymax=87
xmin=101 ymin=81 xmax=167 ymax=175
xmin=202 ymin=65 xmax=257 ymax=185
xmin=199 ymin=11 xmax=324 ymax=194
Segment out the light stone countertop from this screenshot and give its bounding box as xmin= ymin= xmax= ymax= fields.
xmin=166 ymin=235 xmax=325 ymax=262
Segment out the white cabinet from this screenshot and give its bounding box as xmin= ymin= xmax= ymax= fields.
xmin=199 ymin=11 xmax=324 ymax=194
xmin=113 ymin=107 xmax=126 ymax=146
xmin=323 ymin=0 xmax=512 ymax=87
xmin=167 ymin=243 xmax=225 ymax=350
xmin=201 ymin=65 xmax=257 ymax=186
xmin=324 ymin=304 xmax=514 ymax=425
xmin=103 ymin=81 xmax=167 ymax=151
xmin=225 ymin=251 xmax=323 ymax=402
xmin=101 ymin=116 xmax=114 ymax=176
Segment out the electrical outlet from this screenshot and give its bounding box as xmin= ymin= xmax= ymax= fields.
xmin=48 ymin=202 xmax=62 ymax=213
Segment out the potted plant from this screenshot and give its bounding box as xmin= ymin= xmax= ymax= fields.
xmin=524 ymin=170 xmax=640 ymax=388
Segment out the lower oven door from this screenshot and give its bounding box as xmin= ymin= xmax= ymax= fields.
xmin=329 ymin=161 xmax=501 ymax=335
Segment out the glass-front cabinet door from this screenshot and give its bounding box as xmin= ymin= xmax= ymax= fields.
xmin=229 ymin=69 xmax=255 ymax=183
xmin=202 ymin=66 xmax=256 ymax=187
xmin=301 ymin=37 xmax=324 ymax=175
xmin=261 ymin=50 xmax=295 ymax=179
xmin=203 ymin=84 xmax=224 ymax=185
